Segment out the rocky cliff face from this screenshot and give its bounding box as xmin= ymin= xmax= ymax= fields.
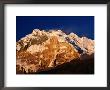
xmin=16 ymin=29 xmax=94 ymax=74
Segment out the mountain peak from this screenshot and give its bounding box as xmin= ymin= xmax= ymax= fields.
xmin=16 ymin=29 xmax=94 ymax=73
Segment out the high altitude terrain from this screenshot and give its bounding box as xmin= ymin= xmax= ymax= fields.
xmin=16 ymin=29 xmax=94 ymax=74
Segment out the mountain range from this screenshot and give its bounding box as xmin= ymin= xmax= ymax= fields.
xmin=16 ymin=29 xmax=94 ymax=74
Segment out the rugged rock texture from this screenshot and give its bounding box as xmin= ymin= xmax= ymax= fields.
xmin=16 ymin=29 xmax=94 ymax=74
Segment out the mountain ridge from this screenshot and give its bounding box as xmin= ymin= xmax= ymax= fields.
xmin=16 ymin=29 xmax=94 ymax=74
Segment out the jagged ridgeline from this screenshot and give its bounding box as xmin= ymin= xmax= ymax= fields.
xmin=16 ymin=29 xmax=94 ymax=74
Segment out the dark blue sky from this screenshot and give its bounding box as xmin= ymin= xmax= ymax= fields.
xmin=16 ymin=16 xmax=94 ymax=41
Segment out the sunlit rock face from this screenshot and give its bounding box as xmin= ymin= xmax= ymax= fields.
xmin=16 ymin=29 xmax=94 ymax=73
